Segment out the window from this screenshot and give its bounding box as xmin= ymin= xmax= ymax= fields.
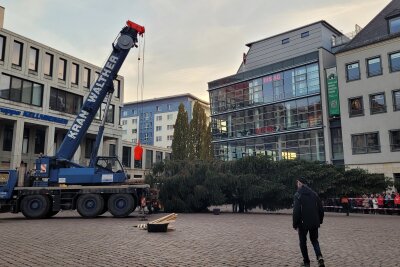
xmin=145 ymin=149 xmax=153 ymax=169
xmin=132 ymin=109 xmax=137 ymax=115
xmin=122 ymin=146 xmax=131 ymax=167
xmin=113 ymin=79 xmax=120 ymax=98
xmin=0 ymin=73 xmax=43 ymax=106
xmin=3 ymin=126 xmax=13 ymax=151
xmin=156 ymin=115 xmax=162 ymax=121
xmin=167 ymin=114 xmax=173 ymax=120
xmin=156 ymin=151 xmax=163 ymax=163
xmin=389 ymin=130 xmax=400 ymax=151
xmin=94 ymin=103 xmax=114 ymax=123
xmin=144 ymin=133 xmax=149 ymax=141
xmin=12 ymin=40 xmax=23 ymax=67
xmin=109 ymin=144 xmax=116 ymax=157
xmin=156 ymin=136 xmax=162 ymax=142
xmin=49 ymin=87 xmax=82 ymax=114
xmin=58 ymin=58 xmax=67 ymax=81
xmin=389 ymin=52 xmax=400 ymax=72
xmin=28 ymin=47 xmax=39 ymax=72
xmin=349 ymin=97 xmax=364 ymax=117
xmin=351 ymin=132 xmax=380 ymax=154
xmin=346 ymin=62 xmax=360 ymax=81
xmin=367 ymin=57 xmax=382 ymax=77
xmin=167 ymin=104 xmax=172 ymax=110
xmin=282 ymin=38 xmax=290 ymax=44
xmin=132 ymin=118 xmax=137 ymax=124
xmin=156 ymin=126 xmax=162 ymax=131
xmin=0 ymin=35 xmax=5 ymax=61
xmin=85 ymin=138 xmax=95 ymax=158
xmin=105 ymin=104 xmax=115 ymax=123
xmin=370 ymin=93 xmax=386 ymax=114
xmin=389 ymin=17 xmax=400 ymax=34
xmin=301 ymin=31 xmax=309 ymax=38
xmin=22 ymin=128 xmax=29 ymax=154
xmin=132 ymin=129 xmax=137 ymax=134
xmin=71 ymin=63 xmax=79 ymax=85
xmin=94 ymin=71 xmax=100 ymax=82
xmin=167 ymin=125 xmax=174 ymax=130
xmin=144 ymin=112 xmax=150 ymax=120
xmin=144 ymin=122 xmax=152 ymax=130
xmin=393 ymin=90 xmax=400 ymax=111
xmin=83 ymin=67 xmax=91 ymax=88
xmin=156 ymin=106 xmax=161 ymax=111
xmin=44 ymin=53 xmax=54 ymax=76
xmin=167 ymin=135 xmax=174 ymax=141
xmin=34 ymin=129 xmax=45 ymax=154
xmin=122 ymin=120 xmax=127 ymax=125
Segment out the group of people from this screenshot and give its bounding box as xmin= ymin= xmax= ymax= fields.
xmin=358 ymin=192 xmax=400 ymax=210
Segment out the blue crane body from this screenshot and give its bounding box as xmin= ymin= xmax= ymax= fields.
xmin=0 ymin=21 xmax=150 ymax=219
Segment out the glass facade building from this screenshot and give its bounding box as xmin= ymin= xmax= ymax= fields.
xmin=209 ymin=62 xmax=325 ymax=161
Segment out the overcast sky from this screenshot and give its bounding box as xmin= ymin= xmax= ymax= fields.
xmin=1 ymin=0 xmax=391 ymax=103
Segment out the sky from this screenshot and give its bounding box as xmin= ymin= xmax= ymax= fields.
xmin=0 ymin=0 xmax=392 ymax=103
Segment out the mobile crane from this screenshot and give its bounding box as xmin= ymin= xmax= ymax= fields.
xmin=0 ymin=20 xmax=148 ymax=219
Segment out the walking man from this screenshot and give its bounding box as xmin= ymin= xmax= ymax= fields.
xmin=293 ymin=177 xmax=325 ymax=267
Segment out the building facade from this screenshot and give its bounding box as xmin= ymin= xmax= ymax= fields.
xmin=121 ymin=140 xmax=171 ymax=179
xmin=336 ymin=0 xmax=400 ymax=182
xmin=208 ymin=21 xmax=345 ymax=163
xmin=121 ymin=93 xmax=209 ymax=148
xmin=0 ymin=7 xmax=124 ymax=170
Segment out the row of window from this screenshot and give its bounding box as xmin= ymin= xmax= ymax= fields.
xmin=212 ymin=95 xmax=322 ymax=140
xmin=156 ymin=104 xmax=173 ymax=112
xmin=345 ymin=51 xmax=400 ymax=81
xmin=351 ymin=130 xmax=400 ymax=154
xmin=122 ymin=146 xmax=171 ymax=168
xmin=0 ymin=73 xmax=43 ymax=106
xmin=0 ymin=35 xmax=121 ymax=97
xmin=213 ymin=129 xmax=325 ymax=162
xmin=2 ymin=126 xmax=45 ymax=154
xmin=281 ymin=31 xmax=310 ymax=45
xmin=348 ymin=90 xmax=400 ymax=117
xmin=210 ymin=62 xmax=320 ymax=114
xmin=155 ymin=135 xmax=174 ymax=142
xmin=156 ymin=125 xmax=174 ymax=131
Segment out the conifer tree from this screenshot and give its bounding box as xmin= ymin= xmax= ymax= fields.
xmin=171 ymin=103 xmax=189 ymax=160
xmin=189 ymin=102 xmax=208 ymax=159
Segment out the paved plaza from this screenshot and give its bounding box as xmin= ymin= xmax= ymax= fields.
xmin=0 ymin=210 xmax=399 ymax=267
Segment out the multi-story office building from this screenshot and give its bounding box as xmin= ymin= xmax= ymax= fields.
xmin=0 ymin=7 xmax=124 ymax=169
xmin=336 ymin=0 xmax=400 ymax=182
xmin=208 ymin=21 xmax=346 ymax=163
xmin=122 ymin=93 xmax=209 ymax=148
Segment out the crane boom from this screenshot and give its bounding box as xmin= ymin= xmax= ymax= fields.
xmin=56 ymin=21 xmax=144 ymax=160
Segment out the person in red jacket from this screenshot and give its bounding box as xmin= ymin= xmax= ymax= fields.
xmin=377 ymin=194 xmax=384 ymax=208
xmin=394 ymin=193 xmax=400 ymax=209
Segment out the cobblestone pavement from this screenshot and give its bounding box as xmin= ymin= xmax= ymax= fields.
xmin=0 ymin=210 xmax=399 ymax=267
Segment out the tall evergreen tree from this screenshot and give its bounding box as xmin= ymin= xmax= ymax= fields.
xmin=171 ymin=103 xmax=189 ymax=160
xmin=189 ymin=101 xmax=208 ymax=159
xmin=200 ymin=123 xmax=213 ymax=160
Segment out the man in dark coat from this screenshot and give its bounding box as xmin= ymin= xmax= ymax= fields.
xmin=293 ymin=177 xmax=325 ymax=267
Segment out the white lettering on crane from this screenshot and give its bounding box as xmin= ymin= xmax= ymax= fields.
xmin=86 ymin=55 xmax=119 ymax=103
xmin=67 ymin=110 xmax=89 ymax=139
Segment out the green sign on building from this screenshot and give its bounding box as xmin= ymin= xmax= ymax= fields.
xmin=326 ymin=67 xmax=340 ymax=117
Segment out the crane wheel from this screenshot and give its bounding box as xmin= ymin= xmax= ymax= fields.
xmin=108 ymin=194 xmax=135 ymax=217
xmin=77 ymin=194 xmax=104 ymax=218
xmin=21 ymin=195 xmax=50 ymax=219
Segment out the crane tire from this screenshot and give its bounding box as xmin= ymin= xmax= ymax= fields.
xmin=21 ymin=195 xmax=51 ymax=219
xmin=77 ymin=194 xmax=104 ymax=218
xmin=108 ymin=193 xmax=135 ymax=218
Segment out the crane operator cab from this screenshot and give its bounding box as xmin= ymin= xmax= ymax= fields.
xmin=95 ymin=157 xmax=124 ymax=174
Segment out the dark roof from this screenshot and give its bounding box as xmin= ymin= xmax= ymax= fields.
xmin=245 ymin=20 xmax=343 ymax=47
xmin=338 ymin=0 xmax=400 ymax=53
